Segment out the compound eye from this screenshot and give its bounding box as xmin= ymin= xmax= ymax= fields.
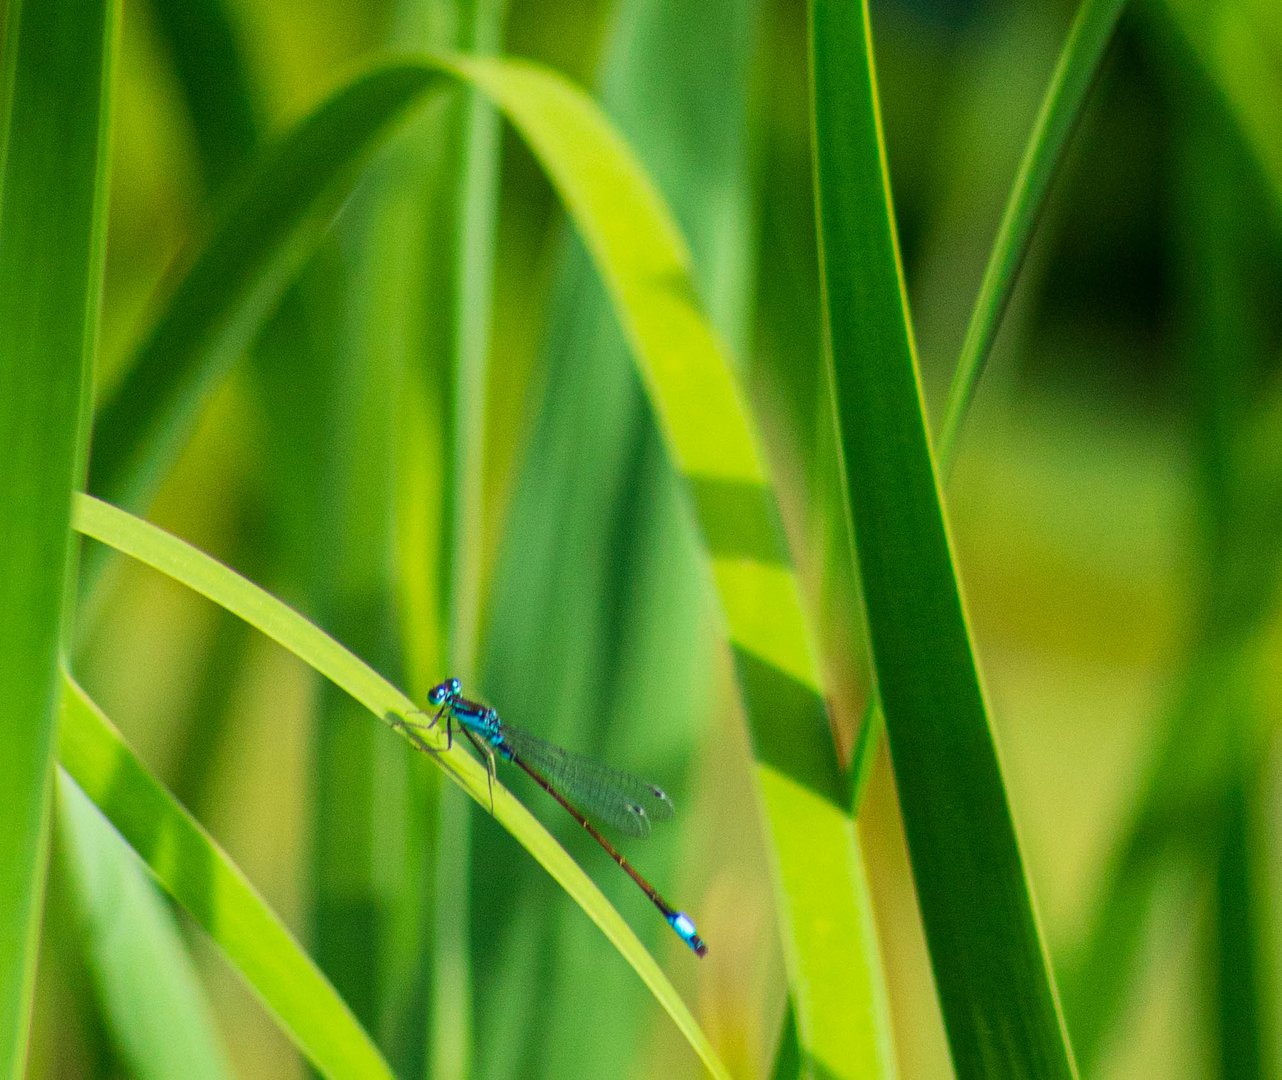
xmin=449 ymin=677 xmax=461 ymax=694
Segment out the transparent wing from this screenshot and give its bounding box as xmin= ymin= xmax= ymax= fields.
xmin=500 ymin=725 xmax=675 ymax=838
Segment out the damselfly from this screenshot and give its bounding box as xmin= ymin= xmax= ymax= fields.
xmin=398 ymin=677 xmax=708 ymax=957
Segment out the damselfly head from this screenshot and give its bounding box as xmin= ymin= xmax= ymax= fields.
xmin=428 ymin=677 xmax=462 ymax=707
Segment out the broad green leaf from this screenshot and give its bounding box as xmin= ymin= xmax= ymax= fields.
xmin=71 ymin=493 xmax=729 ymax=1080
xmin=0 ymin=0 xmax=115 ymax=1070
xmin=809 ymin=1 xmax=1076 ymax=1077
xmin=57 ymin=673 xmax=394 ymax=1080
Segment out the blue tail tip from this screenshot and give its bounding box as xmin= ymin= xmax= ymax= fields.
xmin=668 ymin=912 xmax=708 ymax=957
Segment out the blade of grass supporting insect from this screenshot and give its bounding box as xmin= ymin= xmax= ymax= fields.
xmin=0 ymin=0 xmax=115 ymax=1071
xmin=443 ymin=54 xmax=893 ymax=1080
xmin=71 ymin=492 xmax=730 ymax=1080
xmin=56 ymin=672 xmax=395 ymax=1080
xmin=936 ymin=0 xmax=1129 ymax=464
xmin=808 ymin=2 xmax=1077 ymax=1077
xmin=55 ymin=777 xmax=236 ymax=1080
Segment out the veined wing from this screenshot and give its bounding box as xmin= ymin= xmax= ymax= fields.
xmin=500 ymin=724 xmax=675 ymax=838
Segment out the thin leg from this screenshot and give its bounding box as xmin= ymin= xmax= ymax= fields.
xmin=393 ymin=705 xmax=447 ymax=753
xmin=460 ymin=726 xmax=497 ymax=815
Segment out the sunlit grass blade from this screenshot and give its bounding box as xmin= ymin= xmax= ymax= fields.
xmin=937 ymin=0 xmax=1129 ymax=462
xmin=70 ymin=493 xmax=730 ymax=1080
xmin=55 ymin=778 xmax=236 ymax=1080
xmin=0 ymin=0 xmax=115 ymax=1070
xmin=808 ymin=1 xmax=1076 ymax=1076
xmin=444 ymin=54 xmax=893 ymax=1078
xmin=56 ymin=673 xmax=394 ymax=1080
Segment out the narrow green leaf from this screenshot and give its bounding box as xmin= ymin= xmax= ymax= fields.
xmin=385 ymin=7 xmax=507 ymax=1079
xmin=56 ymin=673 xmax=394 ymax=1080
xmin=443 ymin=53 xmax=893 ymax=1080
xmin=0 ymin=0 xmax=115 ymax=1070
xmin=1158 ymin=0 xmax=1282 ymax=214
xmin=71 ymin=493 xmax=729 ymax=1080
xmin=1209 ymin=735 xmax=1267 ymax=1080
xmin=809 ymin=1 xmax=1076 ymax=1077
xmin=851 ymin=0 xmax=1131 ymax=816
xmin=937 ymin=0 xmax=1129 ymax=463
xmin=55 ymin=777 xmax=236 ymax=1080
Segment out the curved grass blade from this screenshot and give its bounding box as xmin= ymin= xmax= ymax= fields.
xmin=937 ymin=0 xmax=1129 ymax=463
xmin=0 ymin=0 xmax=115 ymax=1069
xmin=809 ymin=1 xmax=1076 ymax=1076
xmin=71 ymin=493 xmax=730 ymax=1080
xmin=56 ymin=673 xmax=394 ymax=1080
xmin=441 ymin=53 xmax=894 ymax=1079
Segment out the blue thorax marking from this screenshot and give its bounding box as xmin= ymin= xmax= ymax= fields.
xmin=451 ymin=700 xmax=506 ymax=751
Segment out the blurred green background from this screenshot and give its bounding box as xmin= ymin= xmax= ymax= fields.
xmin=30 ymin=0 xmax=1282 ymax=1076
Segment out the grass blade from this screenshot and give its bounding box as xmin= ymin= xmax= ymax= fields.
xmin=71 ymin=492 xmax=730 ymax=1080
xmin=0 ymin=0 xmax=115 ymax=1070
xmin=56 ymin=673 xmax=394 ymax=1080
xmin=849 ymin=0 xmax=1131 ymax=817
xmin=809 ymin=1 xmax=1076 ymax=1076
